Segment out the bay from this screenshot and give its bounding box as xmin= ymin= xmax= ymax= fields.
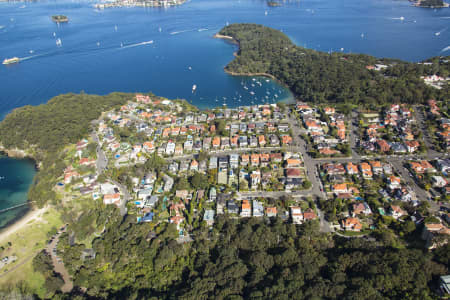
xmin=0 ymin=156 xmax=36 ymax=229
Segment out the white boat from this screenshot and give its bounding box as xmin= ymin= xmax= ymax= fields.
xmin=192 ymin=84 xmax=197 ymax=93
xmin=115 ymin=25 xmax=118 ymax=32
xmin=29 ymin=50 xmax=34 ymax=54
xmin=2 ymin=57 xmax=20 ymax=65
xmin=97 ymin=41 xmax=100 ymax=46
xmin=159 ymin=27 xmax=162 ymax=32
xmin=400 ymin=16 xmax=404 ymax=21
xmin=53 ymin=32 xmax=56 ymax=37
xmin=250 ymin=91 xmax=255 ymax=95
xmin=265 ymin=11 xmax=268 ymax=16
xmin=56 ymin=38 xmax=62 ymax=46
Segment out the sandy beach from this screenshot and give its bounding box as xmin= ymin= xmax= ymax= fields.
xmin=0 ymin=207 xmax=47 ymax=244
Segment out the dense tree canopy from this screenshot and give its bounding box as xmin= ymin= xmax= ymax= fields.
xmin=0 ymin=92 xmax=130 ymax=154
xmin=56 ymin=213 xmax=448 ymax=299
xmin=219 ymin=24 xmax=449 ymax=108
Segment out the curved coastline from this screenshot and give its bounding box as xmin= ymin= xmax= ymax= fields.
xmin=0 ymin=147 xmax=39 ymax=235
xmin=214 ymin=32 xmax=296 ymax=103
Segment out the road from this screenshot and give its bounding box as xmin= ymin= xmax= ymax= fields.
xmin=111 ymin=179 xmax=130 ymax=217
xmin=414 ymin=105 xmax=440 ymax=157
xmin=91 ymin=131 xmax=108 ymax=176
xmin=46 ymin=228 xmax=73 ymax=293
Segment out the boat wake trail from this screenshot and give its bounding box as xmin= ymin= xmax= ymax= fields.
xmin=441 ymin=45 xmax=450 ymax=52
xmin=121 ymin=40 xmax=154 ymax=49
xmin=389 ymin=17 xmax=405 ymax=20
xmin=19 ymin=53 xmax=49 ymax=61
xmin=170 ymin=29 xmax=194 ymax=35
xmin=435 ymin=27 xmax=447 ymax=36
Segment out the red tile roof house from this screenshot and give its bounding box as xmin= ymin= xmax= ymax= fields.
xmin=376 ymin=139 xmax=391 ymax=152
xmin=79 ymin=157 xmax=96 ymax=167
xmin=389 ymin=205 xmax=407 ymax=219
xmin=405 ymin=140 xmax=420 ymax=153
xmin=265 ymin=207 xmax=277 ymax=218
xmin=286 ymin=168 xmax=302 ymax=178
xmin=341 ymin=217 xmax=362 ymax=231
xmin=352 ymin=202 xmax=372 ymax=216
xmin=303 ymin=208 xmax=318 ymax=221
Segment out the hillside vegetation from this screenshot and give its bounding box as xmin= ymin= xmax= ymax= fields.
xmin=0 ymin=92 xmax=130 ymax=155
xmin=219 ymin=24 xmax=449 ymax=107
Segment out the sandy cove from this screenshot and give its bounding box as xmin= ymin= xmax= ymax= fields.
xmin=0 ymin=207 xmax=47 ymax=244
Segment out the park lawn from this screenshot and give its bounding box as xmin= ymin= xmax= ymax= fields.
xmin=0 ymin=208 xmax=63 ymax=297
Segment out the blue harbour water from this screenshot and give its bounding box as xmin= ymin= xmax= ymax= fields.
xmin=0 ymin=0 xmax=449 ymax=227
xmin=0 ymin=156 xmax=36 ymax=229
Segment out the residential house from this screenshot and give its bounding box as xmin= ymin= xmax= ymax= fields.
xmin=352 ymin=202 xmax=372 ymax=216
xmin=376 ymin=140 xmax=391 ymax=152
xmin=251 ymin=154 xmax=260 ymax=167
xmin=360 ymin=162 xmax=373 ymax=179
xmin=166 ymin=140 xmax=176 ymax=155
xmin=240 ymin=200 xmax=251 ymax=217
xmin=253 ymin=200 xmax=264 ymax=217
xmin=333 ymin=183 xmax=348 ymax=194
xmin=266 ymin=207 xmax=277 ymax=218
xmin=388 ymin=176 xmax=401 ymax=190
xmin=204 ymin=210 xmax=215 ymax=226
xmin=303 ymin=208 xmax=318 ymax=221
xmin=286 ymin=168 xmax=302 ymax=178
xmin=209 ymin=156 xmax=218 ymax=169
xmin=346 ymin=162 xmax=359 ymax=175
xmin=163 ymin=175 xmax=174 ymax=192
xmin=432 ymin=176 xmax=447 ymax=188
xmin=291 ymin=207 xmax=303 ymax=224
xmin=229 ymin=154 xmax=239 ymax=169
xmin=389 ymin=205 xmax=407 ymax=219
xmin=341 ymin=217 xmax=362 ymax=231
xmin=241 ymin=154 xmax=249 ymax=166
xmin=190 ymin=159 xmax=199 ymax=172
xmin=104 ymin=193 xmax=120 ymax=206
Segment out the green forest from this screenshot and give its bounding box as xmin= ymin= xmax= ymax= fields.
xmin=219 ymin=24 xmax=449 ymax=108
xmin=0 ymin=92 xmax=130 ymax=208
xmin=0 ymin=92 xmax=129 ymax=155
xmin=52 ymin=209 xmax=448 ymax=299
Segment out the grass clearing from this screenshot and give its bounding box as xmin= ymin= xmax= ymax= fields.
xmin=0 ymin=207 xmax=63 ymax=297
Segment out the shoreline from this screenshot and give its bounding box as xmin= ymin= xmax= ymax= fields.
xmin=214 ymin=31 xmax=295 ymax=102
xmin=0 ymin=206 xmax=47 ymax=243
xmin=0 ymin=148 xmax=40 ymax=235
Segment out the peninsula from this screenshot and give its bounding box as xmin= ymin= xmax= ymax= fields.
xmin=0 ymin=24 xmax=448 ymax=299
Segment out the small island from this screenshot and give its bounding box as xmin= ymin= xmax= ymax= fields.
xmin=51 ymin=15 xmax=69 ymax=23
xmin=267 ymin=1 xmax=282 ymax=7
xmin=412 ymin=0 xmax=449 ymax=7
xmin=94 ymin=0 xmax=186 ymax=9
